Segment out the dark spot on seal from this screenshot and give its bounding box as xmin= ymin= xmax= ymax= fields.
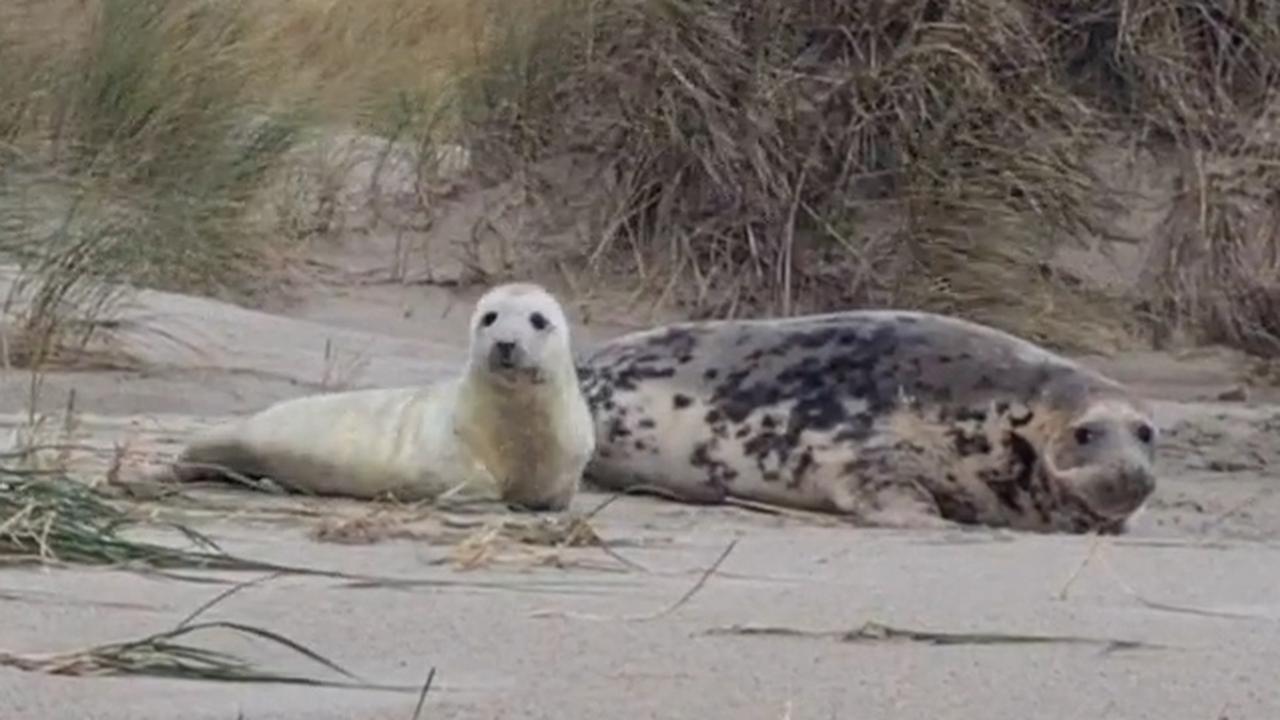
xmin=836 ymin=330 xmax=860 ymax=346
xmin=934 ymin=492 xmax=980 ymax=524
xmin=689 ymin=441 xmax=738 ymax=492
xmin=918 ymin=382 xmax=952 ymax=403
xmin=606 ymin=418 xmax=631 ymax=442
xmin=1007 ymin=432 xmax=1039 ymax=490
xmin=790 ymin=447 xmax=816 ymax=488
xmin=703 ymin=368 xmax=719 ymax=381
xmin=794 ymin=328 xmax=838 ymax=349
xmin=951 ymin=407 xmax=988 ymax=423
xmin=743 ymin=432 xmax=789 ymax=473
xmin=673 ymin=394 xmax=693 ymax=409
xmin=638 ymin=418 xmax=656 ymax=430
xmin=951 ymin=429 xmax=992 ymax=456
xmin=690 ymin=442 xmax=712 ymax=467
xmin=643 ymin=328 xmax=701 ymax=369
xmin=833 ymin=412 xmax=874 ymax=442
xmin=982 ymin=431 xmax=1041 ymax=514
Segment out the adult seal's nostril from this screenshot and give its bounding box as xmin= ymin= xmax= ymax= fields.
xmin=1124 ymin=466 xmax=1156 ymax=498
xmin=1099 ymin=465 xmax=1155 ymax=513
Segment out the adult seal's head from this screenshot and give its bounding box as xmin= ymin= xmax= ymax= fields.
xmin=466 ymin=282 xmax=577 ymax=388
xmin=1033 ymin=380 xmax=1159 ymax=530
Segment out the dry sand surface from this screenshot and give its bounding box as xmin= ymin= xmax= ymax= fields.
xmin=2 ymin=227 xmax=1280 ymax=720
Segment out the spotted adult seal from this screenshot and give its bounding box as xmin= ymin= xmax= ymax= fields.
xmin=576 ymin=310 xmax=1158 ymax=533
xmin=173 ymin=282 xmax=595 ymax=510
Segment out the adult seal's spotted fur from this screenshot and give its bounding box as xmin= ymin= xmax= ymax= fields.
xmin=576 ymin=310 xmax=1158 ymax=533
xmin=173 ymin=283 xmax=595 ymax=511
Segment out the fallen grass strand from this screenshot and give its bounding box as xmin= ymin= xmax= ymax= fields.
xmin=701 ymin=621 xmax=1169 ymax=654
xmin=529 ymin=538 xmax=738 ymax=622
xmin=0 ymin=620 xmax=418 ymax=692
xmin=410 ymin=666 xmax=438 ymax=720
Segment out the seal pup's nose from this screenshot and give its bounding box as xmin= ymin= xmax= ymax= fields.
xmin=493 ymin=340 xmax=517 ymax=367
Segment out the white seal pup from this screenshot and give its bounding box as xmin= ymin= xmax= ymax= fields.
xmin=576 ymin=310 xmax=1158 ymax=533
xmin=173 ymin=282 xmax=596 ymax=510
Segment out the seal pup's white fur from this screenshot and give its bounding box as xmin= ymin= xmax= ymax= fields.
xmin=174 ymin=283 xmax=595 ymax=510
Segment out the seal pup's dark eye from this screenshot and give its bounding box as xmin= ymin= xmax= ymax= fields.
xmin=480 ymin=311 xmax=498 ymax=327
xmin=529 ymin=312 xmax=549 ymax=331
xmin=1074 ymin=427 xmax=1093 ymax=446
xmin=1135 ymin=423 xmax=1153 ymax=444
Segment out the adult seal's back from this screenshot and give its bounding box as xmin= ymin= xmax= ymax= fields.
xmin=576 ymin=310 xmax=1158 ymax=533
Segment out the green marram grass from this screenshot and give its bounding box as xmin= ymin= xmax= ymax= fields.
xmin=0 ymin=465 xmax=292 ymax=571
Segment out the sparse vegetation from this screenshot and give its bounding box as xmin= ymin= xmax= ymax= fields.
xmin=1 ymin=0 xmax=1279 ymax=354
xmin=456 ymin=0 xmax=1280 ymax=353
xmin=0 ymin=463 xmax=299 ymax=571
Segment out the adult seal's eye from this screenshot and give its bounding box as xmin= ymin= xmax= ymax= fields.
xmin=1074 ymin=427 xmax=1092 ymax=445
xmin=481 ymin=311 xmax=498 ymax=327
xmin=530 ymin=312 xmax=549 ymax=331
xmin=1135 ymin=424 xmax=1153 ymax=444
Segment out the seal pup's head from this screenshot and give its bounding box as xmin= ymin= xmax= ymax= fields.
xmin=1041 ymin=391 xmax=1159 ymax=525
xmin=466 ymin=282 xmax=575 ymax=387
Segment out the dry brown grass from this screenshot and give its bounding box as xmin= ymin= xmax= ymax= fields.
xmin=457 ymin=0 xmax=1280 ymax=354
xmin=3 ymin=0 xmax=1279 ymax=360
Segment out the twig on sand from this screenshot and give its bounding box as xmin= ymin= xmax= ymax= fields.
xmin=528 ymin=539 xmax=738 ymax=622
xmin=1201 ymin=483 xmax=1280 ymax=533
xmin=410 ymin=666 xmax=437 ymax=720
xmin=175 ymin=571 xmax=289 ymax=629
xmin=1057 ymin=534 xmax=1278 ymax=623
xmin=700 ymin=621 xmax=1167 ymax=653
xmin=1055 ymin=531 xmax=1106 ymax=600
xmin=573 ymin=490 xmax=652 ymax=572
